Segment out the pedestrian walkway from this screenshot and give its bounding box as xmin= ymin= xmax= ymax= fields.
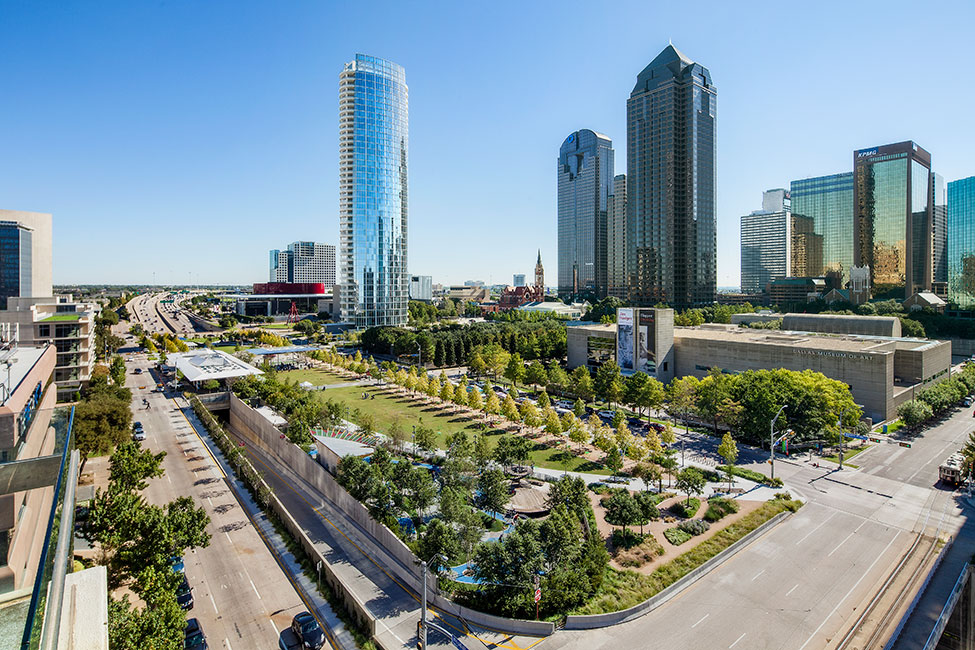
xmin=174 ymin=396 xmax=357 ymax=650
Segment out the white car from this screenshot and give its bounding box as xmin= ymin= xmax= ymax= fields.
xmin=133 ymin=429 xmax=146 ymax=441
xmin=597 ymin=410 xmax=616 ymax=419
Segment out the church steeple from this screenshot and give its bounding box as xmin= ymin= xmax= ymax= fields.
xmin=534 ymin=250 xmax=544 ymax=290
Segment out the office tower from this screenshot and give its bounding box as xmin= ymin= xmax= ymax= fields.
xmin=853 ymin=142 xmax=932 ymax=299
xmin=626 ymin=44 xmax=716 ymax=308
xmin=409 ymin=275 xmax=433 ymax=301
xmin=740 ymin=190 xmax=791 ymax=295
xmin=791 ymin=215 xmax=823 ymax=278
xmin=0 ymin=210 xmax=52 ymax=308
xmin=535 ymin=250 xmax=545 ymax=289
xmin=512 ymin=274 xmax=526 ymax=287
xmin=268 ymin=242 xmax=336 ymax=286
xmin=948 ymin=177 xmax=975 ymax=308
xmin=338 ymin=54 xmax=409 ymax=327
xmin=607 ymin=174 xmax=627 ymax=299
xmin=791 ymin=172 xmax=854 ymax=283
xmin=557 ymin=129 xmax=614 ymax=300
xmin=931 ymin=172 xmax=947 ymax=291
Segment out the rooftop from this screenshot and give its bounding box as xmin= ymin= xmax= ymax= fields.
xmin=167 ymin=349 xmax=263 ymax=383
xmin=40 ymin=313 xmax=82 ymax=322
xmin=676 ymin=324 xmax=938 ymax=352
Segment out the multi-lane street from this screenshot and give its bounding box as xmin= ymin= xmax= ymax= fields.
xmin=124 ymin=348 xmax=318 ymax=649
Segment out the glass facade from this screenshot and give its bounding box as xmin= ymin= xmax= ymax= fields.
xmin=948 ymin=176 xmax=975 ymax=308
xmin=626 ymin=45 xmax=716 ymax=308
xmin=338 ymin=54 xmax=409 ymax=327
xmin=0 ymin=222 xmax=31 ymax=310
xmin=740 ymin=208 xmax=789 ymax=294
xmin=557 ymin=130 xmax=614 ymax=300
xmin=931 ymin=172 xmax=947 ymax=286
xmin=791 ymin=172 xmax=854 ymax=283
xmin=853 ymin=142 xmax=932 ymax=299
xmin=607 ymin=174 xmax=627 ymax=299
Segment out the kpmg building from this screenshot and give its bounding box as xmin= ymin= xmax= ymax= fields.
xmin=557 ymin=130 xmax=614 ymax=300
xmin=626 ymin=45 xmax=716 ymax=308
xmin=948 ymin=176 xmax=975 ymax=308
xmin=853 ymin=142 xmax=933 ymax=299
xmin=338 ymin=54 xmax=409 ymax=327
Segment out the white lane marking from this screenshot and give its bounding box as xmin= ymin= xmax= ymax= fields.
xmin=225 ymin=532 xmax=232 ymax=545
xmin=224 ymin=640 xmax=232 ymax=650
xmin=207 ymin=497 xmax=213 ymax=506
xmin=786 ymin=583 xmax=799 ymax=597
xmin=251 ymin=578 xmax=261 ymax=599
xmin=208 ymin=591 xmax=218 ymax=613
xmin=796 ymin=511 xmax=836 ymax=545
xmin=827 ymin=531 xmax=856 ymax=557
xmin=729 ymin=632 xmax=746 ymax=648
xmin=166 ymin=474 xmax=172 ymax=483
xmin=691 ymin=613 xmax=709 ymax=628
xmin=797 ymin=532 xmax=901 ymax=650
xmin=751 ymin=569 xmax=765 ymax=582
xmin=854 ymin=518 xmax=869 ymax=533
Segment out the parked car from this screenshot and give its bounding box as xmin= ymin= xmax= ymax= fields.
xmin=597 ymin=410 xmax=616 ymax=419
xmin=964 ymin=396 xmax=973 ymax=407
xmin=290 ymin=612 xmax=326 ymax=650
xmin=134 ymin=367 xmax=143 ymax=374
xmin=176 ymin=574 xmax=194 ymax=610
xmin=184 ymin=618 xmax=207 ymax=650
xmin=555 ymin=400 xmax=574 ymax=409
xmin=133 ymin=430 xmax=146 ymax=442
xmin=170 ymin=556 xmax=185 ymax=574
xmin=649 ymin=422 xmax=665 ymax=433
xmin=627 ymin=417 xmax=644 ymax=428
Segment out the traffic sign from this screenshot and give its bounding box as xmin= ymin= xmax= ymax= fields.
xmin=534 ymin=588 xmax=542 ymax=603
xmin=843 ymin=433 xmax=869 ymax=441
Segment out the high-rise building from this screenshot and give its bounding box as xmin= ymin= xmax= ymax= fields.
xmin=268 ymin=242 xmax=335 ymax=286
xmin=791 ymin=215 xmax=823 ymax=278
xmin=0 ymin=210 xmax=52 ymax=309
xmin=409 ymin=275 xmax=433 ymax=302
xmin=791 ymin=173 xmax=854 ymax=284
xmin=626 ymin=45 xmax=716 ymax=308
xmin=853 ymin=141 xmax=932 ymax=299
xmin=607 ymin=174 xmax=627 ymax=299
xmin=948 ymin=176 xmax=975 ymax=308
xmin=931 ymin=172 xmax=948 ymax=293
xmin=512 ymin=274 xmax=526 ymax=287
xmin=338 ymin=54 xmax=409 ymax=327
xmin=557 ymin=129 xmax=614 ymax=300
xmin=740 ymin=190 xmax=791 ymax=295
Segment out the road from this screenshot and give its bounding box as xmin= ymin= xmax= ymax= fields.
xmin=126 ymin=349 xmax=317 ymax=649
xmin=543 ymin=405 xmax=973 ymax=650
xmin=128 ymin=291 xmax=202 ymax=335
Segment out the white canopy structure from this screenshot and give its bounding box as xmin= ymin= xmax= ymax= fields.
xmin=167 ymin=350 xmax=263 ymax=384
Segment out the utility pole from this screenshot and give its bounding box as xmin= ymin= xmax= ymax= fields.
xmin=770 ymin=405 xmax=787 ymax=479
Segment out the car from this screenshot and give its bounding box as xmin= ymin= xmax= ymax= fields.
xmin=648 ymin=422 xmax=665 ymax=433
xmin=170 ymin=556 xmax=185 ymax=573
xmin=627 ymin=417 xmax=644 ymax=428
xmin=597 ymin=410 xmax=616 ymax=419
xmin=290 ymin=611 xmax=326 ymax=650
xmin=133 ymin=430 xmax=146 ymax=441
xmin=134 ymin=367 xmax=143 ymax=374
xmin=555 ymin=400 xmax=574 ymax=409
xmin=184 ymin=618 xmax=207 ymax=650
xmin=492 ymin=386 xmax=507 ymax=394
xmin=133 ymin=421 xmax=143 ymax=430
xmin=176 ymin=574 xmax=194 ymax=610
xmin=965 ymin=397 xmax=973 ymax=407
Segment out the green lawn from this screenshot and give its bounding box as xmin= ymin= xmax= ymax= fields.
xmin=260 ymin=322 xmax=293 ymax=330
xmin=313 ymin=385 xmax=611 ymax=474
xmin=42 ymin=313 xmax=82 ymax=322
xmin=278 ymin=368 xmax=350 ymax=386
xmin=822 ymin=444 xmax=869 ymax=467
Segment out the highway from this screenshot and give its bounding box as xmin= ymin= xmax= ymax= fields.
xmin=124 ymin=347 xmax=319 ymax=649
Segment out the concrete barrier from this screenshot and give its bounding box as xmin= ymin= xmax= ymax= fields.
xmin=196 ymin=391 xmax=230 ymax=411
xmin=227 ymin=394 xmax=553 ymax=637
xmin=563 ymin=510 xmax=792 ymax=629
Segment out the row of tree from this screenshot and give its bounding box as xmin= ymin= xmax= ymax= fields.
xmin=231 ymin=371 xmax=344 ymax=445
xmin=897 ymin=364 xmax=975 ymax=427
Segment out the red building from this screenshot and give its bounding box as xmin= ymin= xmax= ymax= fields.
xmin=497 ymin=285 xmax=543 ymax=310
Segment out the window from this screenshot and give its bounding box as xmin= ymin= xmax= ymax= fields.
xmin=37 ymin=324 xmax=50 ymax=337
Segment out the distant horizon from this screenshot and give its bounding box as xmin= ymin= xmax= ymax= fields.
xmin=3 ymin=1 xmax=972 ymax=287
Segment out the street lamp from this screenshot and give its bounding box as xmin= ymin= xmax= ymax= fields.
xmin=770 ymin=405 xmax=788 ymax=479
xmin=416 ymin=342 xmax=422 ymax=369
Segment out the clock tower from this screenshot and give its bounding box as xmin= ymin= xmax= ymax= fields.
xmin=534 ymin=250 xmax=544 ymax=291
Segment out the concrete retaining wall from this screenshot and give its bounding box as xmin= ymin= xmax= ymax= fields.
xmin=227 ymin=393 xmax=554 ymax=636
xmin=197 ymin=391 xmax=230 ymax=411
xmin=949 ymin=337 xmax=975 ymax=358
xmin=563 ymin=510 xmax=792 ymax=629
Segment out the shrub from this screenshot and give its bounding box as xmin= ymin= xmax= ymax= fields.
xmin=611 ymin=529 xmax=644 ymax=550
xmin=664 ymin=527 xmax=693 ymax=546
xmin=700 ymin=468 xmax=722 ymax=483
xmin=677 ymin=519 xmax=710 ymax=536
xmin=704 ymin=498 xmax=740 ymax=523
xmin=669 ymin=497 xmax=700 ymax=519
xmin=615 ymin=534 xmax=665 ymax=568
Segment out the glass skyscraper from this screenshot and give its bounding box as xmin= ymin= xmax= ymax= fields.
xmin=338 ymin=54 xmax=409 ymax=327
xmin=740 ymin=190 xmax=790 ymax=294
xmin=557 ymin=130 xmax=614 ymax=300
xmin=791 ymin=172 xmax=854 ymax=283
xmin=853 ymin=141 xmax=932 ymax=299
xmin=626 ymin=45 xmax=716 ymax=308
xmin=931 ymin=172 xmax=947 ymax=288
xmin=948 ymin=176 xmax=975 ymax=308
xmin=607 ymin=174 xmax=627 ymax=299
xmin=0 ymin=221 xmax=32 ymax=310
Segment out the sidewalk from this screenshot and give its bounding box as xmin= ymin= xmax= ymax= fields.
xmin=175 ymin=396 xmax=358 ymax=650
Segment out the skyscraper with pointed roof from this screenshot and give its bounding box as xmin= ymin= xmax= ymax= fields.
xmin=626 ymin=44 xmax=716 ymax=308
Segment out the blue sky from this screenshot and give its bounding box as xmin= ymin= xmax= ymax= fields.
xmin=2 ymin=0 xmax=973 ymax=288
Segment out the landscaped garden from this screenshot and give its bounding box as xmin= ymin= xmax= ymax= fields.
xmin=278 ymin=367 xmax=352 ymax=386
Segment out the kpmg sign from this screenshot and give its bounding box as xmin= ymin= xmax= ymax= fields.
xmin=856 ymin=148 xmax=878 ymax=158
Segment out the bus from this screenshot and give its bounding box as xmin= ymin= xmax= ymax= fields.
xmin=939 ymin=453 xmax=968 ymax=486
